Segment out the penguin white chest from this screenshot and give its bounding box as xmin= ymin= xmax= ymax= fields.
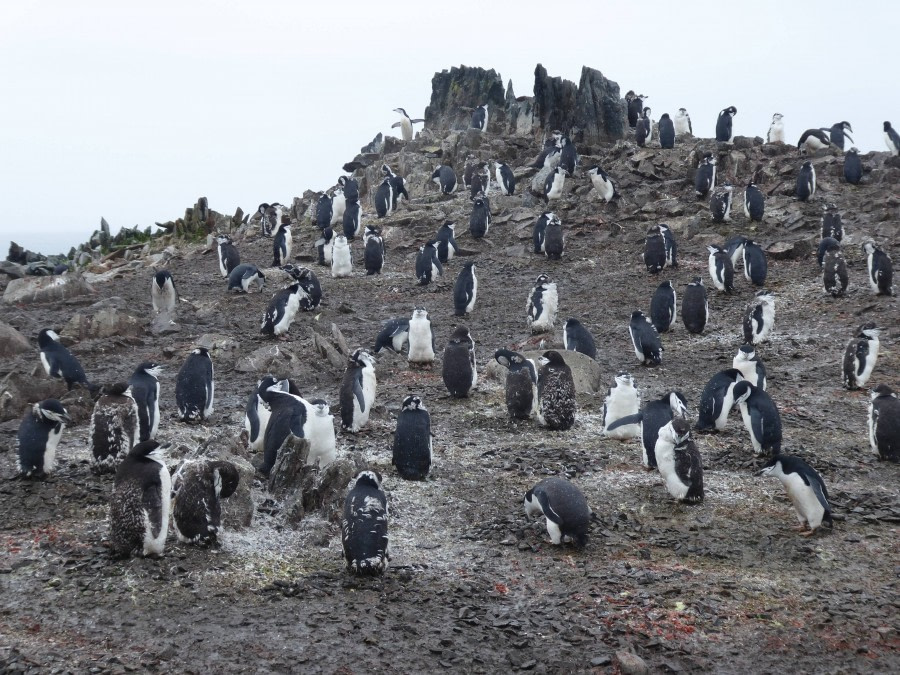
xmin=275 ymin=292 xmax=302 ymax=336
xmin=143 ymin=460 xmax=172 ymax=557
xmin=43 ymin=424 xmax=65 ymax=473
xmin=780 ymin=473 xmax=825 ymax=528
xmin=603 ymin=387 xmax=641 ymax=439
xmin=408 ymin=319 xmax=434 ymax=363
xmin=332 ymin=243 xmax=353 ymax=278
xmin=868 ymin=403 xmax=878 ymax=455
xmin=40 ymin=352 xmax=53 ymax=377
xmin=306 ymin=413 xmax=337 ymax=467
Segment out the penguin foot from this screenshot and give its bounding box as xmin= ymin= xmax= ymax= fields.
xmin=798 ymin=529 xmax=817 ymax=537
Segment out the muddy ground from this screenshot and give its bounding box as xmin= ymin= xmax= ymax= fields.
xmin=1 ymin=133 xmax=899 ymax=674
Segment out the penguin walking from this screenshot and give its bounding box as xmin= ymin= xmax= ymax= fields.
xmin=392 ymin=395 xmax=432 ymax=479
xmin=681 ymin=278 xmax=709 ymax=334
xmin=494 ymin=161 xmax=515 ymax=196
xmin=674 ymin=108 xmax=692 ymax=135
xmin=733 ymin=344 xmax=767 ymax=390
xmin=340 ymin=348 xmax=377 ymax=432
xmin=330 ymin=234 xmax=353 ymax=278
xmin=434 ymin=221 xmax=459 ymax=263
xmin=767 ymin=113 xmax=785 ymax=143
xmin=862 ymin=241 xmax=894 ymax=296
xmin=374 ymin=178 xmax=394 ymax=218
xmin=655 ymin=419 xmax=704 ymax=503
xmin=559 ymin=136 xmax=578 ymax=174
xmin=373 ymin=318 xmax=410 ymax=355
xmin=109 ymin=440 xmax=171 ymax=558
xmin=543 ymin=216 xmax=564 ymax=260
xmin=316 ymin=193 xmax=333 ymax=229
xmin=821 ymin=204 xmax=843 ymax=241
xmin=151 ymin=270 xmax=178 ymax=314
xmin=884 ymin=121 xmax=900 ymax=156
xmin=795 ymin=161 xmax=816 ymax=201
xmin=260 ymin=389 xmax=336 ymax=473
xmin=442 ymin=326 xmax=477 ymax=398
xmin=526 ymin=274 xmax=558 ymax=334
xmin=587 ymin=165 xmax=618 ymax=202
xmin=363 ymin=225 xmax=385 ymax=275
xmin=757 ymin=455 xmax=833 ymax=535
xmin=175 ymin=347 xmax=214 ymax=423
xmin=544 ymin=166 xmax=567 ymax=201
xmin=245 ymin=375 xmax=282 ymax=452
xmin=38 ymin=328 xmax=92 ymax=391
xmin=602 ymin=372 xmax=641 ymax=440
xmin=227 ymin=264 xmax=266 ymax=293
xmin=282 ymin=265 xmax=322 ymax=311
xmin=536 ymin=351 xmax=576 ymax=431
xmin=844 ymin=147 xmax=863 ymax=185
xmin=629 ymin=310 xmax=663 ymax=366
xmin=732 ymin=380 xmax=781 ymax=455
xmin=716 ymin=106 xmax=737 ymax=143
xmin=432 ymin=165 xmax=457 ymax=194
xmin=797 ymin=128 xmax=831 ymax=154
xmin=822 ymin=241 xmax=849 ymax=297
xmin=694 ymin=153 xmax=716 ymax=199
xmin=743 ymin=180 xmax=765 ymax=221
xmin=828 ymin=121 xmax=853 ymax=150
xmin=843 ymin=323 xmax=880 ymax=390
xmin=342 ymin=471 xmax=389 ymax=575
xmin=563 ymin=318 xmax=597 ymax=359
xmin=494 ymin=349 xmax=538 ymax=420
xmin=260 ymin=282 xmax=304 ymax=338
xmin=407 ymin=307 xmax=435 ymax=366
xmin=532 ymin=212 xmax=558 ymax=254
xmin=316 ymin=227 xmax=334 ymax=266
xmin=216 ymin=234 xmax=240 ymax=277
xmin=469 ymin=194 xmax=491 ymax=238
xmin=172 ymin=459 xmax=240 ymax=546
xmin=129 ymin=362 xmax=162 ymax=442
xmin=343 ymin=200 xmax=362 ymax=240
xmin=658 ymin=113 xmax=675 ymax=148
xmin=650 ymin=281 xmax=677 ymax=334
xmin=453 ymin=262 xmax=477 ymax=316
xmin=743 ymin=290 xmax=775 ymax=344
xmin=696 ymin=369 xmax=742 ymax=432
xmin=415 ymin=240 xmax=443 ymax=285
xmin=743 ymin=239 xmax=768 ymax=286
xmin=272 ymin=221 xmax=293 ymax=266
xmin=90 ymin=383 xmax=139 ymax=475
xmin=605 ymin=391 xmax=688 ymax=469
xmin=471 ymin=104 xmax=489 ymax=131
xmin=391 ymin=107 xmax=424 ymax=141
xmin=523 ymin=477 xmax=590 ymax=547
xmin=17 ymin=399 xmax=70 ymax=478
xmin=709 ymin=184 xmax=734 ymax=222
xmin=707 ymin=245 xmax=735 ymax=294
xmin=869 ymin=385 xmax=900 ymax=462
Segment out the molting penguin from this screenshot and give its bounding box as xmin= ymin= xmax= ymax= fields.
xmin=432 ymin=165 xmax=457 ymax=194
xmin=216 ymin=234 xmax=240 ymax=277
xmin=536 ymin=351 xmax=576 ymax=431
xmin=629 ymin=310 xmax=663 ymax=365
xmin=743 ymin=181 xmax=765 ymax=221
xmin=681 ymin=277 xmax=709 ymax=334
xmin=757 ymin=455 xmax=833 ymax=534
xmin=828 ymin=121 xmax=853 ymax=150
xmin=331 ymin=234 xmax=353 ymax=278
xmin=257 ymin=203 xmax=275 ymax=237
xmin=526 ymin=274 xmax=559 ymax=334
xmin=407 ymin=307 xmax=435 ymax=365
xmin=797 ymin=128 xmax=831 ymax=154
xmin=709 ymin=183 xmax=734 ymax=222
xmin=743 ymin=290 xmax=775 ymax=344
xmin=260 ymin=282 xmax=304 ymax=338
xmin=732 ymin=380 xmax=781 ymax=455
xmin=524 ymin=477 xmax=590 ymax=547
xmin=843 ymin=324 xmax=880 ymax=390
xmin=373 ymin=318 xmax=410 ymax=355
xmin=795 ymin=161 xmax=816 ymax=201
xmin=469 ymin=194 xmax=491 ymax=238
xmin=415 ymin=240 xmax=443 ymax=285
xmin=109 ymin=440 xmax=171 ymax=558
xmin=733 ymin=344 xmax=767 ymax=390
xmin=563 ymin=318 xmax=597 ymax=359
xmin=175 ymin=347 xmax=214 ymax=423
xmin=822 ymin=241 xmax=849 ymax=297
xmin=707 ymin=245 xmax=735 ymax=293
xmin=315 ymin=226 xmax=334 ymax=266
xmin=543 ymin=215 xmax=564 ymax=260
xmin=434 ymin=221 xmax=459 ymax=263
xmin=655 ymin=418 xmax=704 ymax=503
xmin=453 ymin=262 xmax=477 ymax=316
xmin=363 ymin=225 xmax=385 ymax=275
xmin=38 ymin=328 xmax=91 ymax=391
xmin=821 ymin=204 xmax=843 ymax=241
xmin=244 ymin=375 xmax=282 ymax=452
xmin=884 ymin=121 xmax=900 ymax=156
xmin=342 ymin=471 xmax=389 ymax=575
xmin=658 ymin=113 xmax=675 ymax=148
xmin=343 ymin=199 xmax=362 ymax=240
xmin=742 ymin=239 xmax=768 ymax=286
xmin=316 ymin=193 xmax=333 ymax=229
xmin=227 ymin=264 xmax=265 ymax=293
xmin=17 ymin=399 xmax=70 ymax=478
xmin=151 ymin=270 xmax=178 ymax=314
xmin=558 ymin=135 xmax=578 ymax=174
xmin=340 ymin=348 xmax=377 ymax=432
xmin=606 ymin=391 xmax=688 ymax=469
xmin=494 ymin=349 xmax=538 ymax=420
xmin=767 ymin=113 xmax=785 ymax=143
xmin=843 ymin=147 xmax=863 ymax=185
xmin=283 ymin=265 xmax=322 ymax=311
xmin=649 ymin=281 xmax=677 ymax=334
xmin=392 ymin=395 xmax=432 ymax=479
xmin=716 ymin=106 xmax=737 ymax=143
xmin=696 ymin=369 xmax=742 ymax=432
xmin=471 ymin=103 xmax=489 ymax=131
xmin=89 ymin=383 xmax=139 ymax=475
xmin=392 ymin=107 xmax=424 ymax=141
xmin=272 ymin=220 xmax=292 ymax=266
xmin=129 ymin=362 xmax=162 ymax=442
xmin=868 ymin=385 xmax=900 ymax=462
xmin=544 ymin=166 xmax=567 ymax=201
xmin=374 ymin=178 xmax=394 ymax=218
xmin=172 ymin=459 xmax=240 ymax=546
xmin=442 ymin=326 xmax=477 ymax=398
xmin=674 ymin=107 xmax=692 ymax=135
xmin=494 ymin=161 xmax=515 ymax=195
xmin=862 ymin=241 xmax=894 ymax=296
xmin=602 ymin=372 xmax=641 ymax=440
xmin=587 ymin=165 xmax=618 ymax=202
xmin=695 ymin=153 xmax=716 ymax=198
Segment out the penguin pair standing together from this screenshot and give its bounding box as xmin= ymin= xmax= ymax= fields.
xmin=260 ymin=385 xmax=337 ymax=473
xmin=643 ymin=224 xmax=676 ymax=273
xmin=606 ymin=391 xmax=687 ymax=469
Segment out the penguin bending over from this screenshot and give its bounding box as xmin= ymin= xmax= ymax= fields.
xmin=172 ymin=459 xmax=240 ymax=546
xmin=227 ymin=264 xmax=265 ymax=293
xmin=373 ymin=318 xmax=410 ymax=355
xmin=715 ymin=106 xmax=737 ymax=143
xmin=757 ymin=455 xmax=832 ymax=535
xmin=797 ymin=128 xmax=831 ymax=154
xmin=17 ymin=399 xmax=70 ymax=478
xmin=524 ymin=477 xmax=591 ymax=547
xmin=38 ymin=328 xmax=94 ymax=392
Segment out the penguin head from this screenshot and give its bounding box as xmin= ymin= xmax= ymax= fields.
xmin=885 ymin=121 xmax=893 ymax=132
xmin=129 ymin=439 xmax=167 ymax=459
xmin=534 ymin=273 xmax=551 ymax=287
xmin=401 ymin=395 xmax=423 ymax=411
xmin=191 ymin=347 xmax=211 ymax=358
xmin=210 ymin=461 xmax=241 ymax=499
xmin=734 ymin=344 xmax=757 ymax=364
xmin=215 ymin=234 xmax=232 ymax=245
xmin=862 ymin=240 xmax=877 ymax=255
xmin=333 ymin=234 xmax=348 ymax=247
xmin=687 ymin=277 xmax=704 ymax=287
xmin=847 ymin=147 xmax=859 ymax=156
xmin=442 ymin=221 xmax=456 ymax=233
xmin=858 ymin=323 xmax=880 ymax=340
xmin=722 ymin=106 xmax=737 ymax=116
xmin=732 ymin=380 xmax=754 ymax=403
xmin=839 ymin=121 xmax=853 ymax=133
xmin=540 ymin=350 xmax=567 ymax=368
xmin=614 ymin=372 xmax=634 ymax=388
xmin=448 ymin=326 xmax=472 ymax=346
xmin=871 ymin=384 xmax=896 ymax=400
xmin=754 ymin=290 xmax=775 ymax=306
xmin=257 ymin=203 xmax=270 ymax=216
xmin=642 ymin=106 xmax=651 ymax=116
xmin=35 ymin=399 xmax=70 ymax=425
xmin=102 ymin=382 xmax=131 ymax=397
xmin=670 ymin=418 xmax=692 ymax=444
xmin=393 ymin=107 xmax=407 ymax=117
xmin=411 ymin=306 xmax=429 ymax=321
xmin=494 ymin=348 xmax=524 ymax=370
xmin=135 ymin=361 xmax=163 ymax=379
xmin=309 ymin=398 xmax=331 ymax=417
xmin=38 ymin=328 xmax=61 ymax=347
xmin=257 ymin=375 xmax=280 ymax=395
xmin=756 ymin=455 xmax=782 ymax=477
xmin=668 ymin=391 xmax=688 ymax=418
xmin=772 ymin=113 xmax=783 ymax=122
xmin=350 ymin=348 xmax=376 ymax=369
xmin=659 ymin=113 xmax=669 ymax=121
xmin=678 ymin=108 xmax=688 ymax=115
xmin=353 ymin=470 xmax=382 ymax=490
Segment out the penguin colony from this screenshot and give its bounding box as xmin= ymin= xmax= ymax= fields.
xmin=9 ymin=89 xmax=899 ymax=583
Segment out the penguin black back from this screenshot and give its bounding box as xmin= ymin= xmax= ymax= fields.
xmin=342 ymin=471 xmax=389 ymax=575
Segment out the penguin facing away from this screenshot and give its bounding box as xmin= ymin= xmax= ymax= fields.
xmin=245 ymin=375 xmax=283 ymax=453
xmin=469 ymin=195 xmax=491 ymax=239
xmin=343 ymin=200 xmax=362 ymax=240
xmin=862 ymin=241 xmax=894 ymax=296
xmin=175 ymin=347 xmax=214 ymax=423
xmin=338 ymin=175 xmax=359 ymax=202
xmin=533 ymin=212 xmax=558 ymax=254
xmin=602 ymin=372 xmax=641 ymax=440
xmin=373 ymin=318 xmax=410 ymax=355
xmin=649 ymin=281 xmax=677 ymax=334
xmin=743 ymin=181 xmax=765 ymax=221
xmin=843 ymin=324 xmax=879 ymax=390
xmin=822 ymin=243 xmax=849 ymax=297
xmin=562 ymin=318 xmax=597 ymax=359
xmin=340 ymin=348 xmax=377 ymax=432
xmin=757 ymin=454 xmax=833 ymax=535
xmin=172 ymin=459 xmax=240 ymax=546
xmin=658 ymin=113 xmax=675 ymax=149
xmin=453 ymin=262 xmax=478 ymax=316
xmin=742 ymin=240 xmax=768 ymax=286
xmin=129 ymin=362 xmax=162 ymax=442
xmin=681 ymin=277 xmax=709 ymax=334
xmin=151 ymin=270 xmax=178 ymax=314
xmin=407 ymin=307 xmax=435 ymax=365
xmin=17 ymin=399 xmax=70 ymax=478
xmin=432 ymin=165 xmax=457 ymax=194
xmin=342 ymin=471 xmax=390 ymax=575
xmin=716 ymin=106 xmax=737 ymax=143
xmin=795 ymin=161 xmax=816 ymax=201
xmin=821 ymin=204 xmax=843 ymax=241
xmin=316 ymin=193 xmax=333 ymax=229
xmin=733 ymin=380 xmax=782 ymax=456
xmin=743 ymin=290 xmax=775 ymax=345
xmin=536 ymin=350 xmax=577 ymax=431
xmin=363 ymin=225 xmax=385 ymax=275
xmin=558 ymin=135 xmax=578 ymax=174
xmin=643 ymin=225 xmax=668 ymax=273
xmin=844 ymin=147 xmax=863 ymax=185
xmin=629 ymin=310 xmax=663 ymax=366
xmin=869 ymin=385 xmax=900 ymax=462
xmin=707 ymin=245 xmax=734 ymax=293
xmin=543 ymin=215 xmax=564 ymax=260
xmin=109 ymin=440 xmax=172 ymax=558
xmin=392 ymin=395 xmax=433 ymax=480
xmin=524 ymin=477 xmax=591 ymax=547
xmin=654 ymin=418 xmax=704 ymax=503
xmin=89 ymin=383 xmax=139 ymax=475
xmin=494 ymin=349 xmax=538 ymax=420
xmin=38 ymin=328 xmax=92 ymax=391
xmin=442 ymin=326 xmax=477 ymax=399
xmin=696 ymin=369 xmax=742 ymax=432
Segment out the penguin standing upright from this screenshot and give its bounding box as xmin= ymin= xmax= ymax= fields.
xmin=562 ymin=318 xmax=597 ymax=359
xmin=707 ymin=245 xmax=735 ymax=293
xmin=531 ymin=130 xmax=563 ymax=169
xmin=767 ymin=113 xmax=785 ymax=143
xmin=732 ymin=380 xmax=781 ymax=455
xmin=434 ymin=221 xmax=459 ymax=263
xmin=650 ymin=281 xmax=677 ymax=334
xmin=442 ymin=326 xmax=477 ymax=398
xmin=523 ymin=477 xmax=591 ymax=547
xmin=822 ymin=241 xmax=849 ymax=297
xmin=175 ymin=348 xmax=214 ymax=423
xmin=526 ymin=274 xmax=558 ymax=334
xmin=862 ymin=241 xmax=894 ymax=296
xmin=696 ymin=368 xmax=742 ymax=432
xmin=644 ymin=225 xmax=668 ymax=273
xmin=343 ymin=199 xmax=362 ymax=240
xmin=109 ymin=440 xmax=171 ymax=558
xmin=795 ymin=161 xmax=816 ymax=201
xmin=536 ymin=351 xmax=576 ymax=431
xmin=884 ymin=121 xmax=900 ymax=156
xmin=17 ymin=399 xmax=70 ymax=478
xmin=709 ymin=184 xmax=734 ymax=222
xmin=821 ymin=204 xmax=843 ymax=241
xmin=681 ymin=277 xmax=709 ymax=334
xmin=468 ymin=164 xmax=490 ymax=198
xmin=635 ymin=109 xmax=650 ymax=147
xmin=654 ymin=419 xmax=704 ymax=503
xmin=260 ymin=282 xmax=304 ymax=338
xmin=392 ymin=107 xmax=424 ymax=141
xmin=558 ymin=136 xmax=578 ymax=174
xmin=605 ymin=391 xmax=688 ymax=469
xmin=453 ymin=262 xmax=477 ymax=316
xmin=844 ymin=147 xmax=863 ymax=185
xmin=305 ymin=399 xmax=337 ymax=468
xmin=869 ymin=385 xmax=900 ymax=462
xmin=227 ymin=264 xmax=266 ymax=293
xmin=471 ymin=104 xmax=489 ymax=131
xmin=743 ymin=290 xmax=775 ymax=345
xmin=757 ymin=455 xmax=833 ymax=534
xmin=172 ymin=459 xmax=240 ymax=546
xmin=674 ymin=108 xmax=692 ymax=135
xmin=407 ymin=307 xmax=435 ymax=365
xmin=716 ymin=106 xmax=737 ymax=142
xmin=339 ymin=175 xmax=359 ymax=202
xmin=216 ymin=234 xmax=240 ymax=277
xmin=533 ymin=212 xmax=558 ymax=254
xmin=363 ymin=225 xmax=385 ymax=275
xmin=543 ymin=216 xmax=564 ymax=260
xmin=629 ymin=310 xmax=663 ymax=366
xmin=828 ymin=121 xmax=853 ymax=150
xmin=257 ymin=203 xmax=275 ymax=237
xmin=129 ymin=362 xmax=162 ymax=442
xmin=259 ymin=389 xmax=336 ymax=473
xmin=469 ymin=195 xmax=491 ymax=238
xmin=743 ymin=181 xmax=765 ymax=221
xmin=151 ymin=270 xmax=178 ymax=314
xmin=327 ymin=234 xmax=351 ymax=278
xmin=392 ymin=395 xmax=432 ymax=480
xmin=602 ymin=372 xmax=641 ymax=439
xmin=725 ymin=235 xmax=748 ymax=268
xmin=389 ymin=174 xmax=409 ymax=210
xmin=342 ymin=471 xmax=389 ymax=576
xmin=331 ymin=187 xmax=347 ymax=226
xmin=244 ymin=375 xmax=281 ymax=452
xmin=373 ymin=318 xmax=410 ymax=355
xmin=38 ymin=328 xmax=92 ymax=391
xmin=89 ymin=383 xmax=139 ymax=475
xmin=340 ymin=348 xmax=377 ymax=432
xmin=695 ymin=153 xmax=716 ymax=198
xmin=494 ymin=161 xmax=515 ymax=196
xmin=432 ymin=165 xmax=457 ymax=194
xmin=272 ymin=220 xmax=292 ymax=266
xmin=742 ymin=240 xmax=768 ymax=286
xmin=544 ymin=166 xmax=567 ymax=201
xmin=374 ymin=178 xmax=394 ymax=218
xmin=316 ymin=193 xmax=333 ymax=229
xmin=626 ymin=91 xmax=644 ymax=128
xmin=733 ymin=344 xmax=767 ymax=390
xmin=587 ymin=166 xmax=618 ymax=202
xmin=843 ymin=324 xmax=880 ymax=390
xmin=494 ymin=349 xmax=538 ymax=420
xmin=658 ymin=113 xmax=675 ymax=148
xmin=316 ymin=227 xmax=334 ymax=266
xmin=415 ymin=240 xmax=443 ymax=286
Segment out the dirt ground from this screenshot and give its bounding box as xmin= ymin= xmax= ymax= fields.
xmin=1 ymin=131 xmax=899 ymax=674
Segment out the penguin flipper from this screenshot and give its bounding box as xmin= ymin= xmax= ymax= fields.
xmin=606 ymin=413 xmax=643 ymax=431
xmin=855 ymin=341 xmax=869 ymax=376
xmin=749 ymin=406 xmax=765 ymax=449
xmin=533 ymin=489 xmax=562 ymax=525
xmin=390 ymin=121 xmax=402 ymax=129
xmin=353 ymin=373 xmax=366 ymax=413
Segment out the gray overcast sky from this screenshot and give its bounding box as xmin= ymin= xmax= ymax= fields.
xmin=1 ymin=1 xmax=896 ymax=256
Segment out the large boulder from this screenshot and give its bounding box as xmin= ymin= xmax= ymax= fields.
xmin=62 ymin=297 xmax=145 ymax=340
xmin=2 ymin=273 xmax=95 ymax=305
xmin=0 ymin=321 xmax=30 ymax=357
xmin=424 ymin=65 xmax=506 ymax=133
xmin=0 ymin=367 xmax=68 ymax=422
